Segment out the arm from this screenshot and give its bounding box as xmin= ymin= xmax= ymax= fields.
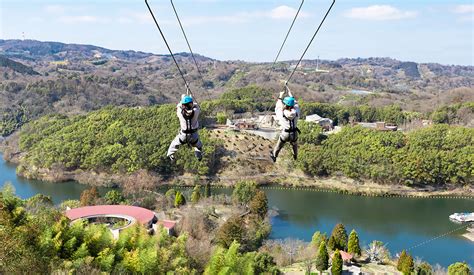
xmin=193 ymin=103 xmax=200 ymax=118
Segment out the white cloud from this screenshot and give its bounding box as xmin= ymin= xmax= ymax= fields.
xmin=177 ymin=5 xmax=310 ymax=26
xmin=269 ymin=5 xmax=309 ymax=20
xmin=117 ymin=12 xmax=174 ymax=25
xmin=59 ymin=15 xmax=103 ymax=24
xmin=453 ymin=4 xmax=474 ymax=14
xmin=345 ymin=5 xmax=417 ymax=21
xmin=452 ymin=4 xmax=474 ymax=22
xmin=44 ymin=5 xmax=65 ymax=13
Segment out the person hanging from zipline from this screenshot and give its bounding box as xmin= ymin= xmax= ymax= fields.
xmin=270 ymin=86 xmax=300 ymax=162
xmin=167 ymin=93 xmax=203 ymax=162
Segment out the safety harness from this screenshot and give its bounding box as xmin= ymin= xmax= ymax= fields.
xmin=181 ymin=108 xmax=196 ymax=134
xmin=179 ymin=108 xmax=198 ymax=145
xmin=283 ymin=111 xmax=301 ymax=134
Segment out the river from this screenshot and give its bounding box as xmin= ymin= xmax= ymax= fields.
xmin=0 ymin=153 xmax=472 ymax=267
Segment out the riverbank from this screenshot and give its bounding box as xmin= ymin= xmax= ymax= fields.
xmin=2 ymin=132 xmax=473 ymax=199
xmin=3 ymin=157 xmax=473 ymax=200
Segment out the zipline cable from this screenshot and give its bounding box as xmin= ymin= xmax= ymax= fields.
xmin=286 ymin=0 xmax=335 ymax=85
xmin=257 ymin=0 xmax=305 ymax=128
xmin=145 ymin=0 xmax=196 ymax=101
xmin=405 ymin=223 xmax=471 ymax=252
xmin=170 ymin=0 xmax=211 ymax=100
xmin=271 ymin=0 xmax=305 ymax=71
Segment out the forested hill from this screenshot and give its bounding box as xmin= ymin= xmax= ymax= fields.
xmin=1 ymin=39 xmax=473 ymax=136
xmin=5 ymin=105 xmax=472 ymax=187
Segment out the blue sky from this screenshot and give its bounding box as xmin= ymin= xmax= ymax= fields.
xmin=1 ymin=0 xmax=473 ymax=65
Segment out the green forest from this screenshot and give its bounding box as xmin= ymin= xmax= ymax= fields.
xmin=18 ymin=105 xmax=222 ymax=176
xmin=297 ymin=122 xmax=473 ymax=185
xmin=15 ymin=101 xmax=473 ymax=186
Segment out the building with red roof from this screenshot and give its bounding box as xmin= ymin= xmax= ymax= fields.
xmin=65 ymin=205 xmax=176 ymax=238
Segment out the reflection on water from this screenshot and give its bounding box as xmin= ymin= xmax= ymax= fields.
xmin=1 ymin=153 xmax=473 ymax=266
xmin=0 ymin=153 xmax=109 ymax=204
xmin=265 ymin=188 xmax=474 ymax=267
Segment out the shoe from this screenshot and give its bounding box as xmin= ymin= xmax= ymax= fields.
xmin=270 ymin=151 xmax=276 ymax=163
xmin=169 ymin=155 xmax=175 ymax=163
xmin=195 ymin=151 xmax=202 ymax=161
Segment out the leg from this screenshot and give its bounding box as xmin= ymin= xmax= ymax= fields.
xmin=167 ymin=132 xmax=185 ymax=157
xmin=290 ymin=132 xmax=298 ymax=160
xmin=273 ymin=136 xmax=286 ymax=158
xmin=190 ymin=132 xmax=203 ymax=161
xmin=291 ymin=141 xmax=298 ymax=160
xmin=271 ymin=132 xmax=289 ymax=162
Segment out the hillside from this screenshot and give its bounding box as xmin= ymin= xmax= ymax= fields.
xmin=0 ymin=39 xmax=473 ymax=136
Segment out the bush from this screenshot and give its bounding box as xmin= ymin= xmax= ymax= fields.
xmin=232 ymin=180 xmax=257 ymax=205
xmin=174 ymin=191 xmax=186 ymax=208
xmin=448 ymin=262 xmax=471 ymax=275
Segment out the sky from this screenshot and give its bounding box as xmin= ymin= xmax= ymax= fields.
xmin=1 ymin=0 xmax=473 ymax=65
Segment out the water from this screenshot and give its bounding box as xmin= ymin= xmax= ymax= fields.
xmin=0 ymin=153 xmax=108 ymax=204
xmin=1 ymin=153 xmax=473 ymax=266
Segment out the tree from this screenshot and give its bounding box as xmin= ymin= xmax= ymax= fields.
xmin=104 ymin=190 xmax=124 ymax=205
xmin=448 ymin=262 xmax=471 ymax=275
xmin=204 ymin=182 xmax=211 ymax=198
xmin=232 ymin=180 xmax=257 ymax=205
xmin=311 ymin=231 xmax=327 ymax=249
xmin=215 ymin=216 xmax=244 ymax=248
xmin=415 ymin=261 xmax=433 ymax=275
xmin=328 ymin=223 xmax=348 ymax=251
xmin=191 ymin=185 xmax=201 ymax=204
xmin=315 ymin=241 xmax=329 ymax=274
xmin=254 ymin=252 xmax=279 ymax=274
xmin=174 ymin=191 xmax=186 ymax=208
xmin=402 ymin=254 xmax=415 ymax=275
xmin=397 ymin=250 xmax=414 ymax=275
xmin=331 ymin=249 xmax=343 ymax=275
xmin=397 ymin=250 xmax=407 ymax=271
xmin=204 ymin=241 xmax=277 ymax=275
xmin=80 ymin=187 xmax=100 ymax=206
xmin=347 ymin=229 xmax=361 ymax=256
xmin=249 ymin=190 xmax=268 ymax=219
xmin=366 ymin=240 xmax=390 ymax=264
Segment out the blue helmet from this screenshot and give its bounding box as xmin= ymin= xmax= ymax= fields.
xmin=282 ymin=96 xmax=295 ymax=107
xmin=181 ymin=95 xmax=193 ymax=104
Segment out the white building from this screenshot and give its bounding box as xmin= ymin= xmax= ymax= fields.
xmin=305 ymin=114 xmax=334 ymax=130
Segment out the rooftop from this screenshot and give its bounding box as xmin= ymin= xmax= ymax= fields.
xmin=65 ymin=205 xmax=156 ymax=225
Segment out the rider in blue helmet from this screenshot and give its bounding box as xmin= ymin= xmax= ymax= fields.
xmin=167 ymin=93 xmax=203 ymax=162
xmin=270 ymin=88 xmax=300 ymax=162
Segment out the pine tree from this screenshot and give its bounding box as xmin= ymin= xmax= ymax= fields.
xmin=347 ymin=229 xmax=361 ymax=256
xmin=328 ymin=223 xmax=348 ymax=251
xmin=315 ymin=241 xmax=329 ymax=274
xmin=249 ymin=190 xmax=268 ymax=219
xmin=401 ymin=253 xmax=414 ymax=275
xmin=397 ymin=250 xmax=407 ymax=271
xmin=331 ymin=249 xmax=343 ymax=275
xmin=204 ymin=182 xmax=211 ymax=198
xmin=191 ymin=185 xmax=201 ymax=204
xmin=174 ymin=191 xmax=186 ymax=208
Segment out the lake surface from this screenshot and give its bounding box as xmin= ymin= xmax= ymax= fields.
xmin=1 ymin=153 xmax=473 ymax=267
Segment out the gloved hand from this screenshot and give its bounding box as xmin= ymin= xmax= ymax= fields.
xmin=279 ymin=91 xmax=285 ymax=99
xmin=181 ymin=94 xmax=186 ymax=100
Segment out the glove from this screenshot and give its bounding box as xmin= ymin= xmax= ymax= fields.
xmin=279 ymin=91 xmax=285 ymax=99
xmin=181 ymin=94 xmax=186 ymax=100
